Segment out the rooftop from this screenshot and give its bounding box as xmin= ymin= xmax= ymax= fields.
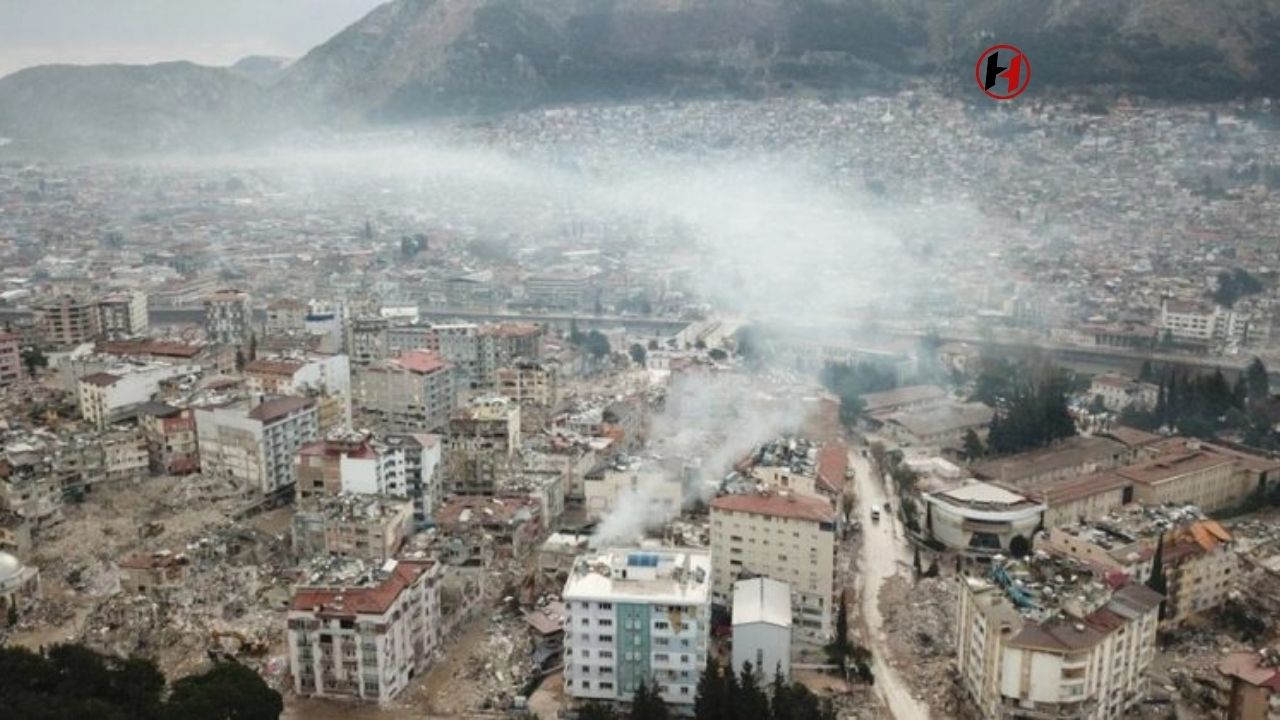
xmin=971 ymin=435 xmax=1129 ymax=486
xmin=732 ymin=577 xmax=792 ymax=628
xmin=247 ymin=395 xmax=314 ymax=422
xmin=391 ymin=349 xmax=449 ymax=375
xmin=291 ymin=558 xmax=436 ymax=618
xmin=860 ymin=384 xmax=947 ymax=414
xmin=930 ymin=481 xmax=1043 ymax=512
xmin=711 ymin=491 xmax=835 ymax=524
xmin=563 ymin=548 xmax=711 ymax=605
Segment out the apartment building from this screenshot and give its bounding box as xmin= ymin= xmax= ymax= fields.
xmin=496 ymin=360 xmax=558 ymax=407
xmin=584 ymin=459 xmax=682 ymax=527
xmin=353 ymin=350 xmax=456 ymax=433
xmin=443 ymin=396 xmax=521 ymax=495
xmin=1089 ymin=374 xmax=1158 ymax=412
xmin=477 ymin=323 xmax=543 ymax=385
xmin=709 ymin=491 xmax=837 ymax=642
xmin=96 ymin=291 xmax=148 ymax=339
xmin=0 ymin=444 xmax=62 ymax=527
xmin=562 ymin=548 xmax=711 ymax=709
xmin=291 ymin=494 xmax=413 ymax=564
xmin=1045 ymin=509 xmax=1238 ymax=626
xmin=265 ymin=298 xmax=308 ymax=335
xmin=37 ymin=294 xmax=97 ymax=348
xmin=288 ymin=558 xmax=442 ymax=703
xmin=77 ymin=364 xmax=193 ymax=430
xmin=138 ymin=402 xmax=200 ymax=475
xmin=1160 ymin=298 xmax=1253 ymax=346
xmin=245 ymin=353 xmax=352 ymax=430
xmin=195 ymin=396 xmax=319 ymax=494
xmin=348 ymin=317 xmax=389 ymax=365
xmin=0 ymin=332 xmax=21 ymax=386
xmin=295 ymin=431 xmax=443 ymax=527
xmin=203 ymin=289 xmax=252 ymax=347
xmin=100 ymin=430 xmax=149 ymax=484
xmin=956 ymin=556 xmax=1163 ymax=720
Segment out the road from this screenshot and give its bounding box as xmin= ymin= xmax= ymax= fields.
xmin=848 ymin=445 xmax=932 ymax=720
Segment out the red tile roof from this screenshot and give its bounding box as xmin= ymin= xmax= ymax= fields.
xmin=290 ymin=560 xmax=435 ymax=617
xmin=392 ymin=349 xmax=449 ymax=374
xmin=711 ymin=491 xmax=835 ymax=523
xmin=816 ymin=442 xmax=848 ymax=494
xmin=100 ymin=340 xmax=202 ymax=358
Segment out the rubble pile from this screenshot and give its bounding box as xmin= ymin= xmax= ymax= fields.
xmin=433 ymin=612 xmax=535 ymax=714
xmin=879 ymin=573 xmax=958 ymax=711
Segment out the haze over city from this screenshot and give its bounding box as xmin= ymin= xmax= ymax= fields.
xmin=1 ymin=2 xmax=1280 ymax=720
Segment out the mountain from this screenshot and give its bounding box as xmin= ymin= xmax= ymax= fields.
xmin=1 ymin=0 xmax=1278 ymax=154
xmin=0 ymin=62 xmax=272 ymax=155
xmin=228 ymin=56 xmax=295 ymax=86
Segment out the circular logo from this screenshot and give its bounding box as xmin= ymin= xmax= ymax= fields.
xmin=976 ymin=44 xmax=1030 ymax=100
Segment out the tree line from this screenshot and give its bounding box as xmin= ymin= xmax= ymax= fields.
xmin=0 ymin=644 xmax=283 ymax=720
xmin=969 ymin=355 xmax=1079 ymax=457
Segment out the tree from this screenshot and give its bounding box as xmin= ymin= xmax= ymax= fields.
xmin=630 ymin=679 xmax=670 ymax=720
xmin=164 ymin=662 xmax=283 ymax=720
xmin=1088 ymin=394 xmax=1108 ymax=415
xmin=734 ymin=663 xmax=770 ymax=720
xmin=827 ymin=597 xmax=851 ymax=672
xmin=248 ymin=333 xmax=258 ymax=362
xmin=579 ymin=702 xmax=621 ymax=720
xmin=1246 ymin=358 xmax=1270 ymax=407
xmin=21 ymin=346 xmax=47 ymax=377
xmin=585 ymin=331 xmax=611 ymax=361
xmin=235 ymin=347 xmax=246 ymax=371
xmin=694 ymin=656 xmax=725 ymax=720
xmin=1147 ymin=533 xmax=1168 ymax=620
xmin=962 ymin=429 xmax=985 ymax=460
xmin=708 ymin=348 xmax=728 ymax=362
xmin=629 ymin=343 xmax=648 ymax=366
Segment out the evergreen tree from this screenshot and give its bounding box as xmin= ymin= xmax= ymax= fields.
xmin=629 ymin=343 xmax=648 ymax=366
xmin=1246 ymin=358 xmax=1271 ymax=407
xmin=734 ymin=663 xmax=771 ymax=720
xmin=579 ymin=702 xmax=621 ymax=720
xmin=694 ymin=656 xmax=724 ymax=720
xmin=163 ymin=662 xmax=283 ymax=720
xmin=1147 ymin=533 xmax=1168 ymax=620
xmin=630 ymin=679 xmax=670 ymax=720
xmin=913 ymin=545 xmax=923 ymax=577
xmin=962 ymin=429 xmax=985 ymax=459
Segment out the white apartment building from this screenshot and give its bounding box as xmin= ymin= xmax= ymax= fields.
xmin=195 ymin=396 xmax=319 ymax=494
xmin=77 ymin=364 xmax=195 ymax=430
xmin=288 ymin=558 xmax=442 ymax=704
xmin=353 ymin=350 xmax=456 ymax=433
xmin=245 ymin=353 xmax=353 ymax=428
xmin=1159 ymin=298 xmax=1252 ymax=346
xmin=709 ymin=491 xmax=837 ymax=642
xmin=957 ymin=558 xmax=1163 ymax=720
xmin=96 ymin=291 xmax=149 ymax=339
xmin=296 ymin=431 xmax=443 ymax=528
xmin=203 ymin=289 xmax=252 ymax=347
xmin=563 ymin=548 xmax=711 ymax=709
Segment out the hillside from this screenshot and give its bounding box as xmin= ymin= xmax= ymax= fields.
xmin=1 ymin=0 xmax=1277 ymax=154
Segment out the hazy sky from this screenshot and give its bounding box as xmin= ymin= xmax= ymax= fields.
xmin=0 ymin=0 xmax=386 ymax=77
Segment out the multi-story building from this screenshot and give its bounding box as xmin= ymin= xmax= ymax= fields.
xmin=478 ymin=323 xmax=543 ymax=385
xmin=295 ymin=431 xmax=443 ymax=527
xmin=195 ymin=396 xmax=319 ymax=495
xmin=96 ymin=291 xmax=148 ymax=339
xmin=1218 ymin=651 xmax=1280 ymax=720
xmin=348 ymin=317 xmax=389 ymax=366
xmin=584 ymin=458 xmax=682 ymax=528
xmin=443 ymin=396 xmax=521 ymax=495
xmin=432 ymin=323 xmax=481 ymax=388
xmin=1044 ymin=508 xmax=1238 ymax=626
xmin=77 ymin=364 xmax=193 ymax=430
xmin=562 ymin=548 xmax=711 ymax=709
xmin=138 ymin=402 xmax=200 ymax=475
xmin=0 ymin=444 xmax=62 ymax=527
xmin=291 ymin=495 xmax=413 ymax=564
xmin=1089 ymin=374 xmax=1158 ymax=412
xmin=496 ymin=360 xmax=558 ymax=407
xmin=265 ymin=298 xmax=308 ymax=335
xmin=36 ymin=294 xmax=97 ymax=348
xmin=203 ymin=289 xmax=252 ymax=347
xmin=287 ymin=558 xmax=442 ymax=703
xmin=956 ymin=556 xmax=1163 ymax=720
xmin=353 ymin=350 xmax=456 ymax=433
xmin=1119 ymin=442 xmax=1258 ymax=512
xmin=100 ymin=430 xmax=149 ymax=484
xmin=524 ymin=266 xmax=599 ymax=309
xmin=244 ymin=353 xmax=352 ymax=430
xmin=0 ymin=332 xmax=21 ymax=386
xmin=709 ymin=491 xmax=837 ymax=642
xmin=1159 ymin=298 xmax=1254 ymax=347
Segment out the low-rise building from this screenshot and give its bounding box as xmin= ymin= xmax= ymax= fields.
xmin=922 ymin=481 xmax=1045 ymax=556
xmin=562 ymin=548 xmax=711 ymax=709
xmin=1089 ymin=374 xmax=1158 ymax=412
xmin=288 ymin=558 xmax=442 ymax=704
xmin=1218 ymin=650 xmax=1280 ymax=720
xmin=731 ymin=577 xmax=792 ymax=681
xmin=138 ymin=402 xmax=200 ymax=475
xmin=881 ymin=401 xmax=994 ymax=448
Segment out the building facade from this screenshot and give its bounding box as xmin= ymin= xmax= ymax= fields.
xmin=353 ymin=350 xmax=456 ymax=433
xmin=96 ymin=291 xmax=149 ymax=339
xmin=562 ymin=548 xmax=711 ymax=709
xmin=195 ymin=396 xmax=319 ymax=494
xmin=203 ymin=289 xmax=253 ymax=347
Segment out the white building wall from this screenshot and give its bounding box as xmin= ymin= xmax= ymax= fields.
xmin=731 ymin=622 xmax=790 ymax=680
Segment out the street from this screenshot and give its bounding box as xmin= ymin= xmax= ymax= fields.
xmin=847 ymin=446 xmax=932 ymax=720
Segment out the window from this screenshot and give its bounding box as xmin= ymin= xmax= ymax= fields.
xmin=600 ymin=635 xmax=613 ymax=643
xmin=598 ymin=602 xmax=613 ymax=610
xmin=599 ymin=650 xmax=613 ymax=659
xmin=655 ymin=621 xmax=669 ymax=630
xmin=599 ymin=619 xmax=613 ymax=627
